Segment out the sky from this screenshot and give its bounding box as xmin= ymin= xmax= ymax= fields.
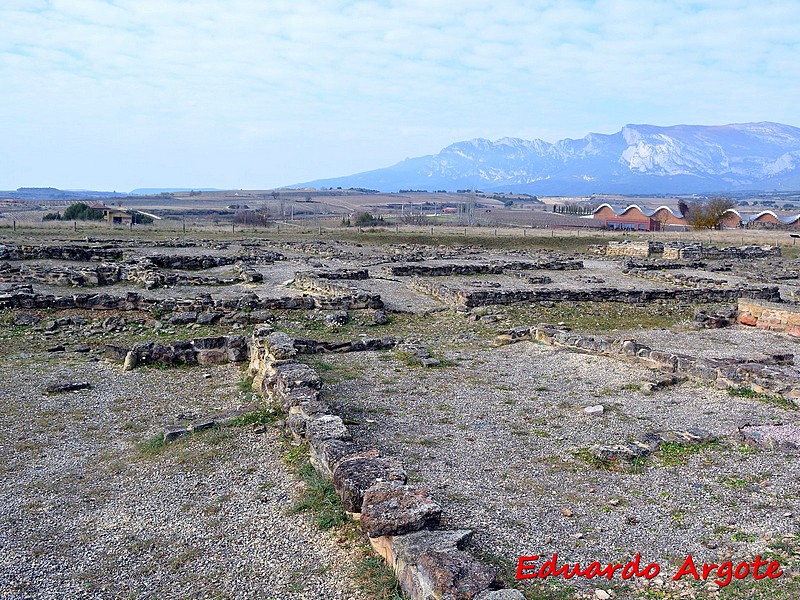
xmin=2 ymin=0 xmax=799 ymax=191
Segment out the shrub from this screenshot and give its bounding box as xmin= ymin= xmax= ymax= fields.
xmin=63 ymin=202 xmax=103 ymax=221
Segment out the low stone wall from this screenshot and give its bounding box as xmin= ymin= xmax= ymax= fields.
xmin=663 ymin=243 xmax=780 ymax=260
xmin=293 ymin=272 xmax=383 ymax=309
xmin=624 ymin=259 xmax=707 ymax=270
xmin=106 ymin=331 xmax=398 ymax=370
xmin=0 ymin=287 xmax=383 ymax=314
xmin=247 ymin=330 xmax=519 ymax=600
xmin=497 ymin=323 xmax=800 ymax=402
xmin=0 ymin=244 xmax=123 ymax=261
xmin=411 ymin=279 xmax=781 ymax=309
xmin=738 ymin=299 xmax=800 ymax=337
xmin=603 ymin=240 xmax=659 ymax=257
xmin=315 ymin=268 xmax=369 ymax=280
xmin=622 ymin=269 xmax=729 ymax=289
xmin=145 ymin=252 xmax=283 ymax=269
xmin=123 ymin=258 xmax=263 ymax=289
xmin=0 ymin=262 xmax=122 ymax=287
xmin=386 ymin=258 xmax=583 ymax=277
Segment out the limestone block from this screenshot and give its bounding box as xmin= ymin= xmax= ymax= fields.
xmin=333 ymin=456 xmax=407 ymax=512
xmin=391 ymin=530 xmax=497 ymax=600
xmin=361 ymin=482 xmax=442 ymax=537
xmin=305 ymin=415 xmax=351 ymax=443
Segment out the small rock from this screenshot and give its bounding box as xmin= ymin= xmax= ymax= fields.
xmin=561 ymin=507 xmax=574 ymax=517
xmin=324 ymin=310 xmax=350 ymax=328
xmin=609 ymin=498 xmax=620 ymax=506
xmin=595 ymin=590 xmax=611 ymax=600
xmin=46 ymin=344 xmax=65 ymax=352
xmin=369 ymin=310 xmax=389 ymax=326
xmin=44 ymin=381 xmax=91 ymax=394
xmin=123 ymin=351 xmax=138 ymax=371
xmin=584 ymin=405 xmax=604 ymax=415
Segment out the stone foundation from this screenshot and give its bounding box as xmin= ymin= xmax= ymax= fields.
xmin=245 ymin=331 xmax=521 ymax=600
xmin=738 ymin=299 xmax=800 ymax=337
xmin=498 ymin=323 xmax=800 ymax=403
xmin=412 ymin=279 xmax=780 ymax=310
xmin=0 ymin=287 xmax=382 ymax=314
xmin=663 ymin=243 xmax=780 ymax=260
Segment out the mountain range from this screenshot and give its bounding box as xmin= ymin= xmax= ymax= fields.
xmin=298 ymin=122 xmax=800 ymax=195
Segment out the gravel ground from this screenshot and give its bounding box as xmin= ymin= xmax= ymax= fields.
xmin=632 ymin=326 xmax=800 ymax=361
xmin=317 ymin=338 xmax=800 ymax=598
xmin=0 ymin=354 xmax=365 ymax=600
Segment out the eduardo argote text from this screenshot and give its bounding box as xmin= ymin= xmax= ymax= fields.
xmin=516 ymin=553 xmax=783 ymax=588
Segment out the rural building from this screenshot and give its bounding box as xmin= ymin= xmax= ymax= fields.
xmin=744 ymin=211 xmax=800 ymax=230
xmin=591 ymin=203 xmax=689 ymax=231
xmin=102 ymin=208 xmax=133 ymax=225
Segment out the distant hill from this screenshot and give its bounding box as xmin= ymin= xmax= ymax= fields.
xmin=297 ymin=122 xmax=800 ymax=195
xmin=2 ymin=188 xmax=127 ymax=200
xmin=129 ymin=188 xmax=223 ymax=195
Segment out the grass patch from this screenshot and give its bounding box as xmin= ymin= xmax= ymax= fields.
xmin=352 ymin=550 xmax=407 ymax=600
xmin=728 ymin=386 xmax=798 ymax=410
xmin=656 ymin=440 xmax=717 ymax=467
xmin=229 ymin=406 xmax=281 ymax=427
xmin=137 ymin=433 xmax=167 ymax=456
xmin=288 ymin=460 xmax=349 ymax=530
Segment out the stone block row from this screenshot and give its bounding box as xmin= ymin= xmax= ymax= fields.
xmin=249 ymin=331 xmax=522 ymax=599
xmin=497 ymin=323 xmax=800 ymax=404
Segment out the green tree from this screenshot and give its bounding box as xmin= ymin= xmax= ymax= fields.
xmin=63 ymin=202 xmax=103 ymax=221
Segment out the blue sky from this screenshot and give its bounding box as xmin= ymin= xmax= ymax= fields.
xmin=2 ymin=0 xmax=799 ymax=191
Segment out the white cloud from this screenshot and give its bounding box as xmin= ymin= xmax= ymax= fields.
xmin=1 ymin=0 xmax=799 ymax=188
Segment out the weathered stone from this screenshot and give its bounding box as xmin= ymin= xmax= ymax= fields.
xmin=361 ymin=482 xmax=442 ymax=537
xmin=104 ymin=344 xmax=130 ymax=362
xmin=164 ymin=425 xmax=190 ymax=443
xmin=12 ymin=313 xmax=40 ymax=326
xmin=196 ymin=349 xmax=228 ymax=365
xmin=170 ymin=311 xmax=198 ymax=325
xmin=309 ymin=438 xmax=377 ymax=480
xmin=370 ymin=310 xmax=389 ymax=326
xmin=324 ymin=310 xmax=350 ymax=327
xmin=123 ymin=350 xmax=138 ymax=371
xmin=305 ymin=415 xmax=351 ymax=443
xmin=390 ymin=530 xmax=497 ymax=600
xmin=44 ymin=381 xmax=91 ymax=394
xmin=333 ymin=456 xmax=407 ymax=512
xmin=196 ymin=311 xmax=222 ymax=325
xmin=264 ymin=332 xmax=296 ymax=360
xmin=736 ymin=423 xmax=800 ymax=451
xmin=190 ymin=418 xmax=216 ymax=433
xmin=268 ymin=362 xmax=322 ymax=394
xmin=192 ymin=336 xmax=227 ymax=350
xmin=279 ymin=386 xmax=321 ymax=412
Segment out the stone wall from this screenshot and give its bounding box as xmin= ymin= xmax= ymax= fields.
xmin=105 ymin=331 xmax=398 ymax=370
xmin=663 ymin=243 xmax=780 ymax=260
xmin=603 ymin=241 xmax=659 ymax=257
xmin=411 ymin=279 xmax=781 ymax=310
xmin=247 ymin=330 xmax=520 ymax=600
xmin=738 ymin=299 xmax=800 ymax=337
xmin=497 ymin=323 xmax=800 ymax=402
xmin=0 ymin=262 xmax=122 ymax=287
xmin=0 ymin=287 xmax=383 ymax=314
xmin=386 ymin=258 xmax=583 ymax=277
xmin=293 ymin=272 xmax=383 ymax=309
xmin=0 ymin=244 xmax=123 ymax=261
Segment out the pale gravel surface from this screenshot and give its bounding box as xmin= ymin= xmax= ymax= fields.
xmin=631 ymin=326 xmax=800 ymax=361
xmin=319 ymin=340 xmax=800 ymax=597
xmin=0 ymin=355 xmax=365 ymax=600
